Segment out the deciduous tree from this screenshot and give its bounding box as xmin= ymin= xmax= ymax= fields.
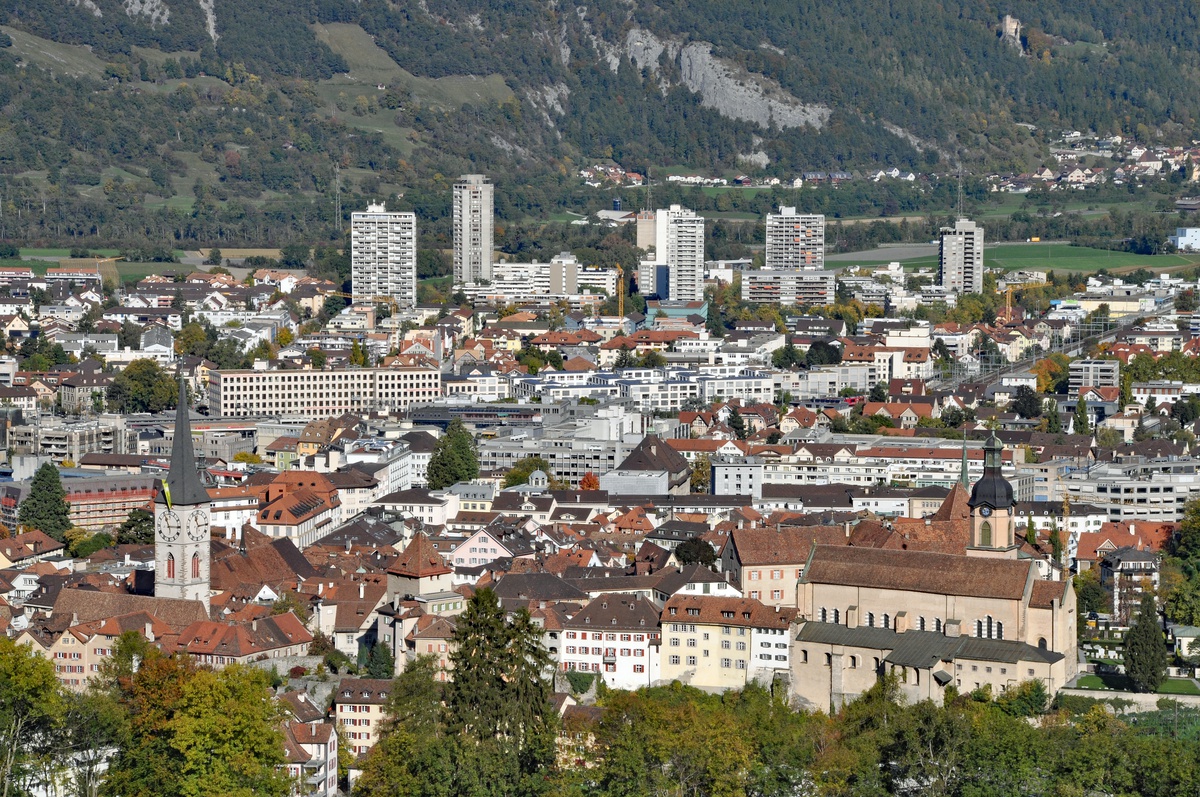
xmin=426 ymin=418 xmax=478 ymax=489
xmin=106 ymin=359 xmax=177 ymax=413
xmin=0 ymin=637 xmax=64 ymax=797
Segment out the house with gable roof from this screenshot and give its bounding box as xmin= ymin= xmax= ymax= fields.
xmin=561 ymin=593 xmax=661 ymax=690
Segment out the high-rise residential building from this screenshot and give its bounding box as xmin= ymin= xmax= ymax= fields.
xmin=636 ymin=210 xmax=657 ymax=251
xmin=351 ymin=204 xmax=417 ymax=308
xmin=453 ymin=174 xmax=494 ymax=284
xmin=938 ymin=218 xmax=985 ymax=294
xmin=648 ymin=205 xmax=705 ymax=302
xmin=765 ymin=207 xmax=824 ymax=269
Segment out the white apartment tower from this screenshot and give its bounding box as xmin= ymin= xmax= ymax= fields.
xmin=938 ymin=218 xmax=985 ymax=294
xmin=649 ymin=205 xmax=705 ymax=302
xmin=453 ymin=174 xmax=494 ymax=284
xmin=351 ymin=204 xmax=418 ymax=308
xmin=765 ymin=207 xmax=824 ymax=269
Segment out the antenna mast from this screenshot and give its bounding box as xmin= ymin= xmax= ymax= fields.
xmin=956 ymin=169 xmax=964 ymax=219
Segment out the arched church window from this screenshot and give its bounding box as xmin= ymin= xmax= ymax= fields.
xmin=191 ymin=553 xmax=201 ymax=579
xmin=167 ymin=554 xmax=175 ymax=579
xmin=980 ymin=521 xmax=992 ymax=547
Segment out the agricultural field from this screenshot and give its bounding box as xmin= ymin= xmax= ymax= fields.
xmin=833 ymin=242 xmax=1200 ymax=276
xmin=984 ymin=242 xmax=1200 ymax=273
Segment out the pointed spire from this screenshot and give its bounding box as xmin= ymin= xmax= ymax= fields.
xmin=155 ymin=376 xmax=209 ymax=506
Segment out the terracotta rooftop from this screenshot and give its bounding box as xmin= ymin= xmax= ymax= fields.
xmin=387 ymin=532 xmax=452 ymax=579
xmin=802 ymin=545 xmax=1033 ymax=600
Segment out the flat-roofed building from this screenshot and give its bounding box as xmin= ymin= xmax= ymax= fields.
xmin=765 ymin=207 xmax=824 ymax=269
xmin=208 ymin=366 xmax=441 ymax=419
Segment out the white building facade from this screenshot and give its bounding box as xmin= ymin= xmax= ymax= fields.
xmin=453 ymin=174 xmax=494 ymax=284
xmin=938 ymin=218 xmax=985 ymax=294
xmin=351 ymin=204 xmax=418 ymax=308
xmin=765 ymin=207 xmax=824 ymax=269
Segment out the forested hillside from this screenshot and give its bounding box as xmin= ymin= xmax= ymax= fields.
xmin=2 ymin=0 xmax=1199 ymax=247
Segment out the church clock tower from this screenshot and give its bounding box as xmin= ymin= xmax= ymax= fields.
xmin=967 ymin=432 xmax=1018 ymax=558
xmin=154 ymin=378 xmax=211 ymax=602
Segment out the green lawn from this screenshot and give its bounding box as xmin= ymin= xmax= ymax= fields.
xmin=1076 ymin=674 xmax=1200 ymax=695
xmin=116 ymin=262 xmax=183 ymax=283
xmin=0 ymin=25 xmax=107 ymax=78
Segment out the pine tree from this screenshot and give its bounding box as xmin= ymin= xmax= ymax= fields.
xmin=1074 ymin=396 xmax=1090 ymax=435
xmin=18 ymin=462 xmax=72 ymax=541
xmin=728 ymin=407 xmax=747 ymax=439
xmin=425 ymin=418 xmax=478 ymax=489
xmin=365 ymin=642 xmax=395 ymax=678
xmin=1124 ymin=593 xmax=1168 ymax=693
xmin=1044 ymin=399 xmax=1062 ymax=433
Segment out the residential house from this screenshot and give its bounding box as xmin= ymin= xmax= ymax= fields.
xmin=560 ymin=593 xmax=661 ymax=690
xmin=658 ymin=595 xmax=799 ymax=690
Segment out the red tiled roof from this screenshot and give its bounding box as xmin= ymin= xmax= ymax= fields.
xmin=387 ymin=532 xmax=451 ymax=578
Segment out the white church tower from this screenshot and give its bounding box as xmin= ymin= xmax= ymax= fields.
xmin=154 ymin=378 xmax=211 ymax=602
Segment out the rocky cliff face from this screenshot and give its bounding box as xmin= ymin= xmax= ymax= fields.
xmin=196 ymin=0 xmax=216 ymax=41
xmin=677 ymin=42 xmax=830 ymax=130
xmin=619 ymin=27 xmax=830 ymax=131
xmin=122 ymin=0 xmax=169 ymax=27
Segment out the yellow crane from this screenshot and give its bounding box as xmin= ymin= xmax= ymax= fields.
xmin=328 ymin=291 xmax=399 ymax=312
xmin=1003 ymin=281 xmax=1051 ymax=321
xmin=615 ymin=264 xmax=624 ymax=317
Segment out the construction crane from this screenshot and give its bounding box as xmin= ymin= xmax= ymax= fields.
xmin=329 ymin=291 xmax=400 ymax=312
xmin=615 ymin=264 xmax=624 ymax=317
xmin=1002 ymin=281 xmax=1051 ymax=321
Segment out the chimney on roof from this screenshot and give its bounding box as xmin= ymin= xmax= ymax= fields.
xmin=844 ymin=521 xmax=851 ymax=538
xmin=358 ymin=582 xmax=365 ymax=600
xmin=71 ymin=612 xmax=78 ymax=625
xmin=318 ymin=583 xmax=324 ymax=596
xmin=252 ymin=619 xmax=258 ymax=632
xmin=144 ymin=621 xmax=155 ymax=642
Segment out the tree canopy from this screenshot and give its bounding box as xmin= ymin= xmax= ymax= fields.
xmin=106 ymin=359 xmax=177 ymax=414
xmin=18 ymin=462 xmax=72 ymax=542
xmin=426 ymin=418 xmax=479 ymax=489
xmin=1124 ymin=593 xmax=1168 ymax=693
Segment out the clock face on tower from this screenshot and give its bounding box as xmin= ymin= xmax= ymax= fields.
xmin=980 ymin=506 xmax=993 ymax=517
xmin=160 ymin=510 xmax=181 ymax=542
xmin=186 ymin=510 xmax=208 ymax=541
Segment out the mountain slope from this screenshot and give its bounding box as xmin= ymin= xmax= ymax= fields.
xmin=9 ymin=0 xmax=1199 ymax=176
